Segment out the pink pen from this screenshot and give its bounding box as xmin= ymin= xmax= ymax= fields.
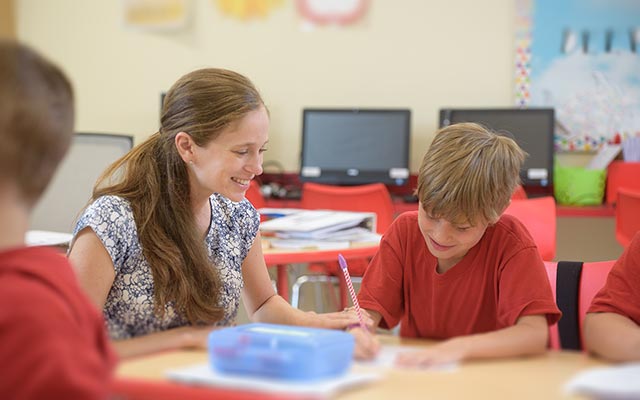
xmin=338 ymin=253 xmax=368 ymax=332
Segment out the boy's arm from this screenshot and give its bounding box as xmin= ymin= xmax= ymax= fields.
xmin=584 ymin=312 xmax=640 ymax=362
xmin=396 ymin=315 xmax=548 ymax=367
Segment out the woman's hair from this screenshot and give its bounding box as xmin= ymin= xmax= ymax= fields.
xmin=93 ymin=68 xmax=264 ymax=324
xmin=0 ymin=40 xmax=74 ymax=207
xmin=415 ymin=122 xmax=526 ymax=226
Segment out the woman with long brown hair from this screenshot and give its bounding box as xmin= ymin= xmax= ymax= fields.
xmin=68 ymin=68 xmax=365 ymax=358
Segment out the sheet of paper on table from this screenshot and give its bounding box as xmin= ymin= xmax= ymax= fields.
xmin=166 ymin=364 xmax=380 ymax=397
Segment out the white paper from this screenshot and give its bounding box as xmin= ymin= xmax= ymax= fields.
xmin=257 ymin=208 xmax=304 ymax=217
xmin=166 ymin=363 xmax=380 ymax=397
xmin=268 ymin=239 xmax=351 ymax=250
xmin=25 ymin=230 xmax=73 ymax=246
xmin=355 ymin=344 xmax=459 ymax=372
xmin=565 ymin=362 xmax=640 ymax=399
xmin=586 ymin=144 xmax=622 ymax=170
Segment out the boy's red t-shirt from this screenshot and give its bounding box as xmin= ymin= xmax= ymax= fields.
xmin=588 ymin=231 xmax=640 ymax=324
xmin=358 ymin=212 xmax=561 ymax=339
xmin=0 ymin=246 xmax=116 ymax=399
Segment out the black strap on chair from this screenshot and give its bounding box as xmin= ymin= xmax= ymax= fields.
xmin=556 ymin=261 xmax=583 ymax=350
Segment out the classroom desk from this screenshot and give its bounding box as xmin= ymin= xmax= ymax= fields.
xmin=262 ymin=242 xmax=379 ymax=302
xmin=117 ymin=334 xmax=606 ymax=400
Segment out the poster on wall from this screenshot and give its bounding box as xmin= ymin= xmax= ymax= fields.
xmin=516 ymin=0 xmax=640 ymax=152
xmin=123 ymin=0 xmax=191 ymax=31
xmin=296 ymin=0 xmax=370 ymax=30
xmin=215 ymin=0 xmax=284 ymax=20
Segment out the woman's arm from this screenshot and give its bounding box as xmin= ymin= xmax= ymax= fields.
xmin=68 ymin=228 xmax=214 ymax=359
xmin=584 ymin=312 xmax=640 ymax=362
xmin=241 ymin=235 xmax=381 ymax=358
xmin=396 ymin=314 xmax=549 ymax=367
xmin=68 ymin=228 xmax=116 ymax=310
xmin=241 ymin=232 xmax=368 ymax=329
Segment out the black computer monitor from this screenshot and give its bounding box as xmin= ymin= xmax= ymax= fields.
xmin=300 ymin=108 xmax=411 ymax=186
xmin=439 ymin=108 xmax=555 ymax=189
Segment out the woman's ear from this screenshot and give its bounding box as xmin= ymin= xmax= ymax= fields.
xmin=175 ymin=132 xmax=195 ymax=163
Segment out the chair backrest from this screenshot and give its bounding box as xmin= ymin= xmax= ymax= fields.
xmin=30 ymin=133 xmax=133 ymax=233
xmin=605 ymin=161 xmax=640 ymax=205
xmin=615 ymin=187 xmax=640 ymax=247
xmin=544 ymin=260 xmax=615 ymax=351
xmin=300 ymin=182 xmax=395 ymax=234
xmin=511 ymin=185 xmax=528 ymax=200
xmin=245 ymin=180 xmax=266 ymax=209
xmin=503 ymin=196 xmax=556 ymax=261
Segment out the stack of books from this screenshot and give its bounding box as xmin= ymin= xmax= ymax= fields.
xmin=259 ymin=209 xmax=381 ymax=250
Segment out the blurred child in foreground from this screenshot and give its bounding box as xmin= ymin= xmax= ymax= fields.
xmin=0 ymin=40 xmax=115 ymax=399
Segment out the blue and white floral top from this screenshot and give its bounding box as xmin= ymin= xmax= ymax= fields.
xmin=72 ymin=194 xmax=259 ymax=340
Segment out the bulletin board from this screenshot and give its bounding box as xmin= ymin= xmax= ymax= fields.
xmin=515 ymin=0 xmax=640 ymax=152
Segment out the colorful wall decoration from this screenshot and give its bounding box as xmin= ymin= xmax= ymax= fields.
xmin=296 ymin=0 xmax=369 ymax=28
xmin=216 ymin=0 xmax=284 ymax=20
xmin=516 ymin=0 xmax=640 ymax=152
xmin=123 ymin=0 xmax=191 ymax=31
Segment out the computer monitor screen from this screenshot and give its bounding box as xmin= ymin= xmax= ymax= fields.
xmin=300 ymin=109 xmax=411 ymax=186
xmin=439 ymin=108 xmax=555 ymax=188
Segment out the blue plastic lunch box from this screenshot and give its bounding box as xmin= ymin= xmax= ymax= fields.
xmin=208 ymin=323 xmax=355 ymax=381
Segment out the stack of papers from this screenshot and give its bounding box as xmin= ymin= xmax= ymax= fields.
xmin=259 ymin=210 xmax=377 ymax=241
xmin=565 ymin=362 xmax=640 ymax=398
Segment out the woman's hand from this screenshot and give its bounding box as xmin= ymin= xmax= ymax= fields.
xmin=176 ymin=325 xmax=220 ymax=349
xmin=309 ymin=307 xmax=375 ymax=330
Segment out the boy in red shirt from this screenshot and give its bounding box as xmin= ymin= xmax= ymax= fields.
xmin=584 ymin=231 xmax=640 ymax=362
xmin=0 ymin=41 xmax=116 ymax=398
xmin=353 ymin=122 xmax=561 ymax=365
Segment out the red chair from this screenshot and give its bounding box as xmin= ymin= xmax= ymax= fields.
xmin=299 ymin=182 xmax=395 ymax=234
xmin=503 ymin=196 xmax=556 ymax=261
xmin=605 ymin=161 xmax=640 ymax=206
xmin=245 ymin=180 xmax=266 ymax=209
xmin=291 ymin=183 xmax=394 ymax=310
xmin=511 ymin=185 xmax=528 ymax=200
xmin=578 ymin=260 xmax=616 ymax=348
xmin=543 ymin=260 xmax=615 ymax=351
xmin=615 ymin=187 xmax=640 ymax=247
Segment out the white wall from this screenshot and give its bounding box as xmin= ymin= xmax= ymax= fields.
xmin=16 ymin=0 xmax=515 ymax=172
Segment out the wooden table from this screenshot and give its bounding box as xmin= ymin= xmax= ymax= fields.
xmin=117 ymin=335 xmax=606 ymax=399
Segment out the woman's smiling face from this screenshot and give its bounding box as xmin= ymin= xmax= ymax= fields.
xmin=188 ymin=106 xmax=269 ymax=203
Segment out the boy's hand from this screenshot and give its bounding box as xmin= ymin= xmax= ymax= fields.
xmin=395 ymin=338 xmax=467 ymax=368
xmin=347 ymin=326 xmax=380 ymax=360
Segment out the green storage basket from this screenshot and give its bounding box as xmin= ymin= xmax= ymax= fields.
xmin=554 ymin=166 xmax=606 ymax=206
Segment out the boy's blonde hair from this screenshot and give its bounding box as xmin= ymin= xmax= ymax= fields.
xmin=415 ymin=122 xmax=526 ymax=226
